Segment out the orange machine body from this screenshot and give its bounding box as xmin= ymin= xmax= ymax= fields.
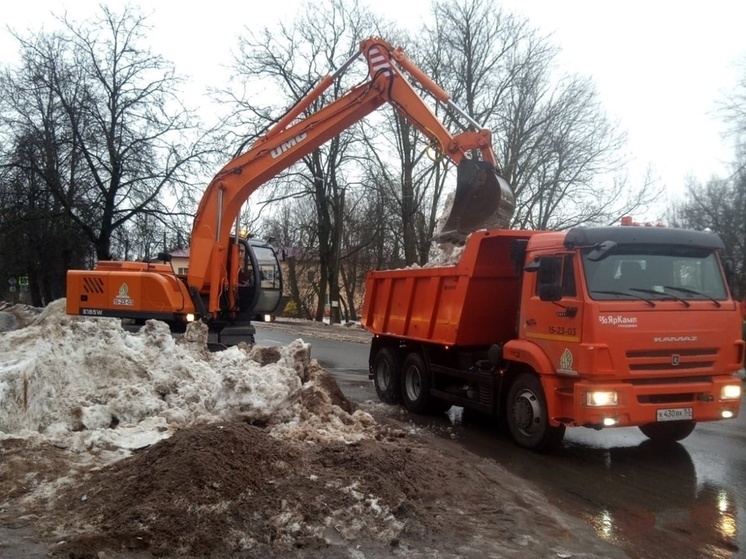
xmin=66 ymin=261 xmax=194 ymax=321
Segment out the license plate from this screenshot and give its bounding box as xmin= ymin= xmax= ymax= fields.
xmin=656 ymin=407 xmax=693 ymax=421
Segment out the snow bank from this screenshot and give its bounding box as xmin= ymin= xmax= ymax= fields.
xmin=0 ymin=299 xmax=375 ymax=460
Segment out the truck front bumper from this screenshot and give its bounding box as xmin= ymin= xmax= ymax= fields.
xmin=549 ymin=375 xmax=742 ymax=428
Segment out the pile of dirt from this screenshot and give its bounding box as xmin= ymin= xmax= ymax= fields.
xmin=2 ymin=411 xmax=624 ymax=559
xmin=49 ymin=422 xmax=432 ymax=557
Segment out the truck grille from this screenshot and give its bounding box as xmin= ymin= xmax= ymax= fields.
xmin=627 ymin=375 xmax=713 ymax=404
xmin=625 ymin=347 xmax=717 ymax=372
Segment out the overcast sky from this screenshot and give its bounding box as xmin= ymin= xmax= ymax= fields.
xmin=503 ymin=1 xmax=746 ymax=203
xmin=3 ymin=0 xmax=745 ymax=211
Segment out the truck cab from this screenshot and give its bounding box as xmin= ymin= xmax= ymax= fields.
xmin=518 ymin=225 xmax=743 ymax=443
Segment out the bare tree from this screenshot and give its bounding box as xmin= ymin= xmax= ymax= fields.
xmin=0 ymin=5 xmax=207 ymax=262
xmin=719 ymin=56 xmax=746 ymax=176
xmin=226 ymin=0 xmax=386 ymax=322
xmin=673 ymin=56 xmax=746 ymax=299
xmin=336 ymin=178 xmax=392 ymax=320
xmin=0 ymin=133 xmax=90 ymax=305
xmin=225 ymin=0 xmax=665 ymax=322
xmin=675 ymin=171 xmax=746 ymax=298
xmin=263 ymin=199 xmax=320 ymax=319
xmin=421 ymin=0 xmax=656 ymax=231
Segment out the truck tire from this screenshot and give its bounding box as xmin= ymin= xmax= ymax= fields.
xmin=639 ymin=420 xmax=696 ymax=442
xmin=401 ymin=352 xmax=433 ymax=414
xmin=372 ymin=347 xmax=401 ymax=404
xmin=506 ymin=373 xmax=565 ymax=452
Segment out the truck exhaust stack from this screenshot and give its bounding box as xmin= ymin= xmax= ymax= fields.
xmin=433 ymin=160 xmax=515 ymax=245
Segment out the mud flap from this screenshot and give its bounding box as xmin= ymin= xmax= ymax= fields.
xmin=433 ymin=159 xmax=514 ymax=245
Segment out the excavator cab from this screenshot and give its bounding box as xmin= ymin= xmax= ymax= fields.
xmin=232 ymin=237 xmax=284 ymax=320
xmin=211 ymin=237 xmax=283 ymax=347
xmin=433 ymin=159 xmax=515 ymax=245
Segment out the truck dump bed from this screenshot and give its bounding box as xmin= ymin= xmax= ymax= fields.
xmin=361 ymin=230 xmax=537 ymax=346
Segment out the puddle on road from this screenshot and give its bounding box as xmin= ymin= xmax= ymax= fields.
xmin=393 ymin=404 xmax=743 ymax=559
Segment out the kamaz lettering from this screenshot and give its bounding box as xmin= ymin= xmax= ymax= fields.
xmin=270 ymin=132 xmax=308 ymax=159
xmin=654 ymin=336 xmax=698 ymax=343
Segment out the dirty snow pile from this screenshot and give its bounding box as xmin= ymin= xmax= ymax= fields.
xmin=0 ymin=299 xmax=376 ymax=460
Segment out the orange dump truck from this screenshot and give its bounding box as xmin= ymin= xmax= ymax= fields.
xmin=361 ymin=224 xmax=744 ymax=451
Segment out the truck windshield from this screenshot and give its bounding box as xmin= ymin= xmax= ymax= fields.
xmin=581 ymin=246 xmax=728 ymax=302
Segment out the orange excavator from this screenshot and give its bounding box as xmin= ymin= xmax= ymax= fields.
xmin=65 ymin=36 xmax=515 ymax=344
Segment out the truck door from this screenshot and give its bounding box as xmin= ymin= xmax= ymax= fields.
xmin=521 ymin=254 xmax=585 ymax=376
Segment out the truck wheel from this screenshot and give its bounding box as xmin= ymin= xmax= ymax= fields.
xmin=401 ymin=352 xmax=433 ymax=414
xmin=639 ymin=420 xmax=696 ymax=442
xmin=506 ymin=373 xmax=565 ymax=452
xmin=372 ymin=348 xmax=401 ymax=404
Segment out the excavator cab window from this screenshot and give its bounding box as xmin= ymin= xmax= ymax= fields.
xmin=237 ymin=239 xmax=284 ymax=318
xmin=237 ymin=243 xmax=250 ymax=286
xmin=231 ymin=239 xmax=255 ymax=313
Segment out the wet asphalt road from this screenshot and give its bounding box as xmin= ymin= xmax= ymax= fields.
xmin=256 ymin=326 xmax=746 ymax=559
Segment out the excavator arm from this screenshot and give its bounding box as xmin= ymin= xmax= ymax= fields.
xmin=189 ymin=36 xmax=514 ymax=317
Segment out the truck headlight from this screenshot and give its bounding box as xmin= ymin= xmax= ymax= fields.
xmin=186 ymin=313 xmax=195 ymax=323
xmin=586 ymin=390 xmax=618 ymax=407
xmin=721 ymin=384 xmax=742 ymax=400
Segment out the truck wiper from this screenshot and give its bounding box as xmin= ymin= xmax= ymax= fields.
xmin=630 ymin=287 xmax=690 ymax=308
xmin=662 ymin=285 xmax=722 ymax=308
xmin=590 ymin=290 xmax=656 ymax=307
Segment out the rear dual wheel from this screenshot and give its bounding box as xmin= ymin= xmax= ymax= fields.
xmin=401 ymin=353 xmax=451 ymax=414
xmin=401 ymin=353 xmax=431 ymax=414
xmin=372 ymin=348 xmax=401 ymax=404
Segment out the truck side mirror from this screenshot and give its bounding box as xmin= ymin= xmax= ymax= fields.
xmin=527 ymin=256 xmax=564 ymax=302
xmin=722 ymin=256 xmax=735 ymax=293
xmin=538 ymin=256 xmax=562 ymax=285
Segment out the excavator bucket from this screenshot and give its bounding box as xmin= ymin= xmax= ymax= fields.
xmin=433 ymin=159 xmax=515 ymax=245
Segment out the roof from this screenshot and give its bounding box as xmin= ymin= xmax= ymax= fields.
xmin=564 ymin=226 xmax=725 ymax=250
xmin=168 ymin=248 xmax=190 ymax=258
